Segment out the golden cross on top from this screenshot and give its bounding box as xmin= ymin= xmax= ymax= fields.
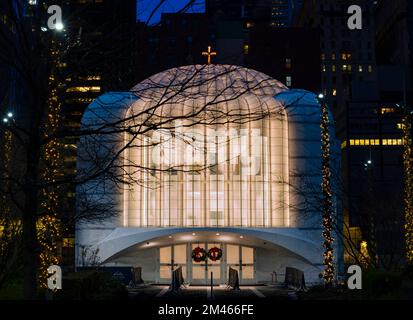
xmin=202 ymin=45 xmax=217 ymax=64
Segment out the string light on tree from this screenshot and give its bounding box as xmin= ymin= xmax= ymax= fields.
xmin=402 ymin=109 xmax=413 ymax=264
xmin=0 ymin=130 xmax=13 ymax=255
xmin=317 ymin=93 xmax=335 ymax=287
xmin=37 ymin=38 xmax=63 ymax=289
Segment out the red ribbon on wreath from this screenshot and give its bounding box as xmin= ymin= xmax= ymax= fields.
xmin=207 ymin=247 xmax=222 ymax=261
xmin=192 ymin=247 xmax=207 ymax=262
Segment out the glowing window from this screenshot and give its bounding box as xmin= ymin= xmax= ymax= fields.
xmin=66 ymin=86 xmax=101 ymax=93
xmin=243 ymin=44 xmax=249 ymax=55
xmin=63 ymin=238 xmax=75 ymax=247
xmin=286 ymin=58 xmax=292 ymax=69
xmin=286 ymin=76 xmax=292 ymax=87
xmin=381 ymin=107 xmax=396 ymax=114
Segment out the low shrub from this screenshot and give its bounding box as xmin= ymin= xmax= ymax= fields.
xmin=362 ymin=269 xmax=403 ymax=297
xmin=54 ymin=270 xmax=128 ymax=300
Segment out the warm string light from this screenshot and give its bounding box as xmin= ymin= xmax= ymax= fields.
xmin=38 ymin=39 xmax=62 ymax=289
xmin=320 ymin=97 xmax=335 ymax=286
xmin=0 ymin=131 xmax=13 ymax=254
xmin=359 ymin=240 xmax=370 ymax=268
xmin=403 ymin=114 xmax=413 ymax=264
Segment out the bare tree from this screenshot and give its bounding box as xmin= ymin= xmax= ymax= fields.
xmin=0 ymin=0 xmax=289 ymax=299
xmin=289 ymin=158 xmax=405 ymax=272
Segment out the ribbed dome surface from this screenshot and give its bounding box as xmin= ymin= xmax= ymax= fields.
xmin=131 ymin=64 xmax=288 ymax=99
xmin=128 ymin=65 xmax=289 ymax=121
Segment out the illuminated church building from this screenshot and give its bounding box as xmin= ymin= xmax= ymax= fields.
xmin=76 ymin=64 xmax=341 ymax=285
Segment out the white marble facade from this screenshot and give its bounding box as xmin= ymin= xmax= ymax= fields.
xmin=76 ymin=65 xmax=341 ymax=285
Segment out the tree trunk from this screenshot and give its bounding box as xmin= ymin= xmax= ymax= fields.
xmin=22 ymin=133 xmax=41 ymax=300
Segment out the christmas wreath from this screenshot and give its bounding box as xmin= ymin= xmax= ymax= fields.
xmin=192 ymin=247 xmax=207 ymax=262
xmin=207 ymin=247 xmax=223 ymax=261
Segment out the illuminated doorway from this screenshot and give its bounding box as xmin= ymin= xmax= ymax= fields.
xmin=158 ymin=243 xmax=255 ymax=285
xmin=159 ymin=244 xmax=187 ymax=283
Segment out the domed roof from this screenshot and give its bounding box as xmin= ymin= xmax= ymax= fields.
xmin=131 ymin=64 xmax=288 ymax=100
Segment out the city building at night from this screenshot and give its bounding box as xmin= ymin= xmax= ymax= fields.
xmin=295 ymin=0 xmax=409 ymax=265
xmin=76 ymin=64 xmax=341 ymax=285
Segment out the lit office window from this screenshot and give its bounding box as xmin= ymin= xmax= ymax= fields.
xmin=332 ymin=89 xmax=337 ymax=96
xmin=285 ymin=58 xmax=292 ymax=69
xmin=342 ymin=53 xmax=351 ymax=60
xmin=332 ymin=65 xmax=336 ymax=72
xmin=349 ymin=139 xmax=403 ymax=147
xmin=79 ymin=75 xmax=101 ymax=81
xmin=358 ymin=65 xmax=363 ymax=72
xmin=243 ymin=44 xmax=249 ymax=55
xmin=63 ymin=238 xmax=75 ymax=248
xmin=380 ymin=107 xmax=396 ymax=114
xmin=286 ymin=76 xmax=292 ymax=87
xmin=368 ymin=65 xmax=373 ymax=72
xmin=66 ymin=86 xmax=101 ymax=93
xmin=397 ymin=123 xmax=407 ymax=130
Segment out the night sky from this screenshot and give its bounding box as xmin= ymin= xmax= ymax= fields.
xmin=137 ymin=0 xmax=205 ymax=25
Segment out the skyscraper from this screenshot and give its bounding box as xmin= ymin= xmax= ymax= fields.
xmin=206 ymin=0 xmax=301 ymax=27
xmin=270 ymin=0 xmax=293 ymax=27
xmin=296 ymin=0 xmax=407 ymax=266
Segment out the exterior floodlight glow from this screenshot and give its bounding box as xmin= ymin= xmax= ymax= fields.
xmin=55 ymin=23 xmax=64 ymax=31
xmin=41 ymin=26 xmax=48 ymax=32
xmin=3 ymin=118 xmax=8 ymax=123
xmin=318 ymin=93 xmax=325 ymax=100
xmin=367 ymin=160 xmax=372 ymax=165
xmin=7 ymin=112 xmax=13 ymax=118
